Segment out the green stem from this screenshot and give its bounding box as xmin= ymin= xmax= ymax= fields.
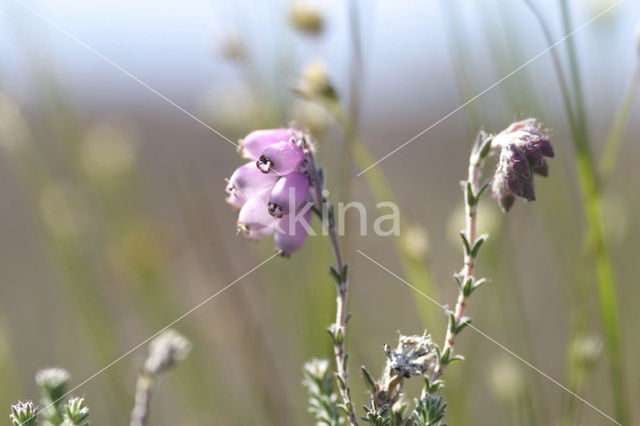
xmin=557 ymin=1 xmax=628 ymax=422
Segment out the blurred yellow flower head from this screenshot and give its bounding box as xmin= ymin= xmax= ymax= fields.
xmin=401 ymin=223 xmax=430 ymax=259
xmin=490 ymin=358 xmax=525 ymax=403
xmin=301 ymin=60 xmax=336 ymax=100
xmin=288 ymin=3 xmax=324 ymax=35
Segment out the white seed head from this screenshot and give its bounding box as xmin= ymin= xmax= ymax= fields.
xmin=143 ymin=329 xmax=191 ymax=375
xmin=36 ymin=367 xmax=70 ymax=392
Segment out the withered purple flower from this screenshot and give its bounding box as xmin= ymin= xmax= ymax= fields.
xmin=491 ymin=119 xmax=554 ymax=212
xmin=226 ymin=128 xmax=313 ymax=256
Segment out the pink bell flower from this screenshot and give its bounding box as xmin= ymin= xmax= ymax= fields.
xmin=268 ymin=172 xmax=310 ymax=218
xmin=225 ymin=162 xmax=278 ymax=209
xmin=239 ymin=128 xmax=294 ymax=160
xmin=226 ymin=128 xmax=313 ymax=255
xmin=256 ymin=141 xmax=305 ymax=175
xmin=274 ymin=208 xmax=312 ymax=255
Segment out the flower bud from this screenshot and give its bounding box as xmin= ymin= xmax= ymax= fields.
xmin=268 ymin=172 xmax=310 ymax=218
xmin=239 ymin=129 xmax=293 ymax=160
xmin=10 ymin=401 xmax=37 ymax=426
xmin=274 ymin=208 xmax=312 ymax=255
xmin=257 ymin=141 xmax=305 ymax=175
xmin=533 ymin=137 xmax=554 ymax=157
xmin=532 ymin=158 xmax=549 ymax=177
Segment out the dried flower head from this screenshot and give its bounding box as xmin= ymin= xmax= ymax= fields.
xmin=10 ymin=401 xmax=37 ymax=426
xmin=288 ymin=3 xmax=324 ymax=35
xmin=364 ymin=333 xmax=439 ymax=408
xmin=384 ymin=333 xmax=437 ymax=379
xmin=226 ymin=128 xmax=314 ymax=256
xmin=143 ymin=329 xmax=191 ymax=375
xmin=491 ymin=119 xmax=554 ymax=212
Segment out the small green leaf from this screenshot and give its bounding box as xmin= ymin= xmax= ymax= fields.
xmin=471 ymin=234 xmax=488 ymax=258
xmin=335 ymin=374 xmax=346 ymax=390
xmin=447 ymin=355 xmax=465 ymax=364
xmin=459 ymin=231 xmax=471 ymax=256
xmin=329 ymin=266 xmax=341 ymax=284
xmin=476 ymin=181 xmax=489 ymax=200
xmin=478 ymin=136 xmax=493 ymax=159
xmin=448 ymin=312 xmax=456 ymax=334
xmin=463 ymin=277 xmax=473 ymax=296
xmin=455 ymin=317 xmax=472 ymax=335
xmin=466 ymin=181 xmax=476 ymax=206
xmin=440 ymin=347 xmax=451 ymax=364
xmin=453 ymin=273 xmax=463 ymax=289
xmin=341 ymin=264 xmax=349 ymax=282
xmin=471 ymin=278 xmax=488 ymax=293
xmin=361 ymin=366 xmax=377 ymax=392
xmin=326 ymin=327 xmax=337 ymax=344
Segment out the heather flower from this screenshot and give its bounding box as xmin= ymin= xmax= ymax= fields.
xmin=226 ymin=128 xmax=314 ymax=256
xmin=239 ymin=128 xmax=293 ymax=160
xmin=268 ymin=171 xmax=310 ymax=218
xmin=225 ymin=162 xmax=278 ymax=209
xmin=491 ymin=119 xmax=554 ymax=212
xmin=274 ymin=209 xmax=312 ymax=254
xmin=257 ymin=141 xmax=305 ymax=175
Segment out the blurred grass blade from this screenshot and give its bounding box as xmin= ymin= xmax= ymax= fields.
xmin=599 ymin=66 xmax=640 ymax=180
xmin=558 ymin=0 xmax=628 ymax=422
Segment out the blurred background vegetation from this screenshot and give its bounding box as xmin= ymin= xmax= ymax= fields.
xmin=0 ymin=0 xmax=638 ymax=424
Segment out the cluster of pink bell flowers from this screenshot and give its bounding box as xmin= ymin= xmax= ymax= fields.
xmin=225 ymin=128 xmax=315 ymax=255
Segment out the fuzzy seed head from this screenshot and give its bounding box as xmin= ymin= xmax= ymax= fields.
xmin=143 ymin=329 xmax=191 ymax=375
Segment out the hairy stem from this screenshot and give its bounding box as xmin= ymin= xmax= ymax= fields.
xmin=328 ymin=217 xmax=358 ymax=426
xmin=308 ymin=146 xmax=359 ymax=426
xmin=130 ymin=372 xmax=154 ymax=426
xmin=433 ymin=145 xmax=485 ymax=381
